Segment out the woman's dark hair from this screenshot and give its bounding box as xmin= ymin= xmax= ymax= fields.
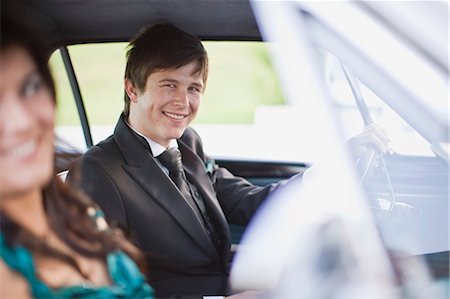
xmin=1 ymin=17 xmax=55 ymax=100
xmin=124 ymin=23 xmax=209 ymax=118
xmin=0 ymin=18 xmax=145 ymax=275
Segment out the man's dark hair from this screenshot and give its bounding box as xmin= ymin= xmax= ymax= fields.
xmin=124 ymin=23 xmax=208 ymax=118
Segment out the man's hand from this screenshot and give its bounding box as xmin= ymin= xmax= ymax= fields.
xmin=347 ymin=124 xmax=390 ymax=159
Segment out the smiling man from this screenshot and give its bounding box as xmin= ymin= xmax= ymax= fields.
xmin=126 ymin=61 xmax=203 ymax=148
xmin=74 ymin=23 xmax=276 ymax=298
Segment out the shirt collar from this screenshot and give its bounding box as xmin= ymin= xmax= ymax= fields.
xmin=127 ymin=123 xmax=178 ymax=157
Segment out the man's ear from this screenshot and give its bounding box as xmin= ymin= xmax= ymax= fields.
xmin=125 ymin=79 xmax=139 ymax=102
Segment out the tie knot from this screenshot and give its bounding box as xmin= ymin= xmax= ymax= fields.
xmin=157 ymin=148 xmax=182 ymax=171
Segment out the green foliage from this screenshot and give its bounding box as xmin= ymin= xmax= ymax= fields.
xmin=50 ymin=42 xmax=284 ymax=126
xmin=199 ymin=42 xmax=284 ymax=124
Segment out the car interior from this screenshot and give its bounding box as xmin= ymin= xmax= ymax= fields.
xmin=3 ymin=0 xmax=449 ymax=294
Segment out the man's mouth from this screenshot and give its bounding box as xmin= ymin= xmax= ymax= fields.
xmin=163 ymin=111 xmax=187 ymax=120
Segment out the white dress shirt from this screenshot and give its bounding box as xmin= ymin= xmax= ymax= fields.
xmin=128 ymin=124 xmax=178 ymax=175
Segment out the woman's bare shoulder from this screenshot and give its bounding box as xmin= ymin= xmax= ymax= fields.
xmin=0 ymin=259 xmax=31 ymax=299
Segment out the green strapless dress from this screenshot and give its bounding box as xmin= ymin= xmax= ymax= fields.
xmin=0 ymin=232 xmax=153 ymax=298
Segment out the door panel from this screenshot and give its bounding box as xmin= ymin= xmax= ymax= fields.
xmin=216 ymin=159 xmax=309 ymax=186
xmin=215 ymin=158 xmax=309 ymax=246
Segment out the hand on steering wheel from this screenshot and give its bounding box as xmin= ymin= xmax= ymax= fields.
xmin=347 ymin=123 xmax=390 ymax=183
xmin=348 ymin=124 xmax=390 ymax=159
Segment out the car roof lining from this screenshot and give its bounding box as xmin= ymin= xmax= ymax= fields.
xmin=3 ymin=0 xmax=262 ymax=53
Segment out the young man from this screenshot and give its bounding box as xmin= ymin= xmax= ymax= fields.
xmin=74 ymin=23 xmax=388 ymax=298
xmin=74 ymin=23 xmax=276 ymax=298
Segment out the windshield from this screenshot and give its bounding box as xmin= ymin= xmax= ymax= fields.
xmin=323 ymin=52 xmax=437 ymax=157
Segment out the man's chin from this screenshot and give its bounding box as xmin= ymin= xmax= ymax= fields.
xmin=168 ymin=127 xmax=187 ymax=140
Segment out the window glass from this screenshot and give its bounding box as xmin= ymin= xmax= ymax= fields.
xmin=48 ymin=49 xmax=85 ymax=150
xmin=199 ymin=42 xmax=284 ymax=124
xmin=323 ymin=52 xmax=434 ymax=157
xmin=68 ymin=43 xmax=126 ymax=145
xmin=195 ymin=42 xmax=287 ymax=161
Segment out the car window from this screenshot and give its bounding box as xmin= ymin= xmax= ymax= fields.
xmin=50 ymin=42 xmax=304 ymax=161
xmin=48 ymin=51 xmax=83 ymax=151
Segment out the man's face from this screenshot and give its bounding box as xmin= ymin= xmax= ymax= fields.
xmin=127 ymin=61 xmax=204 ymax=148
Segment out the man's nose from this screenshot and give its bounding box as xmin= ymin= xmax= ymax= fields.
xmin=173 ymin=89 xmax=189 ymax=107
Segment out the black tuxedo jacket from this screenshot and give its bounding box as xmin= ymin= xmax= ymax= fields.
xmin=74 ymin=115 xmax=273 ymax=298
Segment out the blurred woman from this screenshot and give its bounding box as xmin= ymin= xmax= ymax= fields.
xmin=0 ymin=19 xmax=153 ymax=298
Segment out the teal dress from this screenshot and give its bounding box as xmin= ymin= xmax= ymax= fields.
xmin=0 ymin=232 xmax=153 ymax=298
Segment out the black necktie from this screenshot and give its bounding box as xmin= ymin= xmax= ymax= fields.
xmin=157 ymin=148 xmax=195 ymax=206
xmin=157 ymin=148 xmax=221 ymax=252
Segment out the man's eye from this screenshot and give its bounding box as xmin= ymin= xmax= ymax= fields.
xmin=189 ymin=87 xmax=200 ymax=93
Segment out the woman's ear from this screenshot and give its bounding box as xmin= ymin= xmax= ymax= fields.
xmin=125 ymin=79 xmax=139 ymax=102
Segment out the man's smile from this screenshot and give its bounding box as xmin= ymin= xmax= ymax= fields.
xmin=163 ymin=111 xmax=188 ymax=120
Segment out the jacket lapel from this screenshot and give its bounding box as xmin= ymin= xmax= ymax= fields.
xmin=179 ymin=141 xmax=231 ymax=251
xmin=113 ymin=116 xmax=218 ymax=258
